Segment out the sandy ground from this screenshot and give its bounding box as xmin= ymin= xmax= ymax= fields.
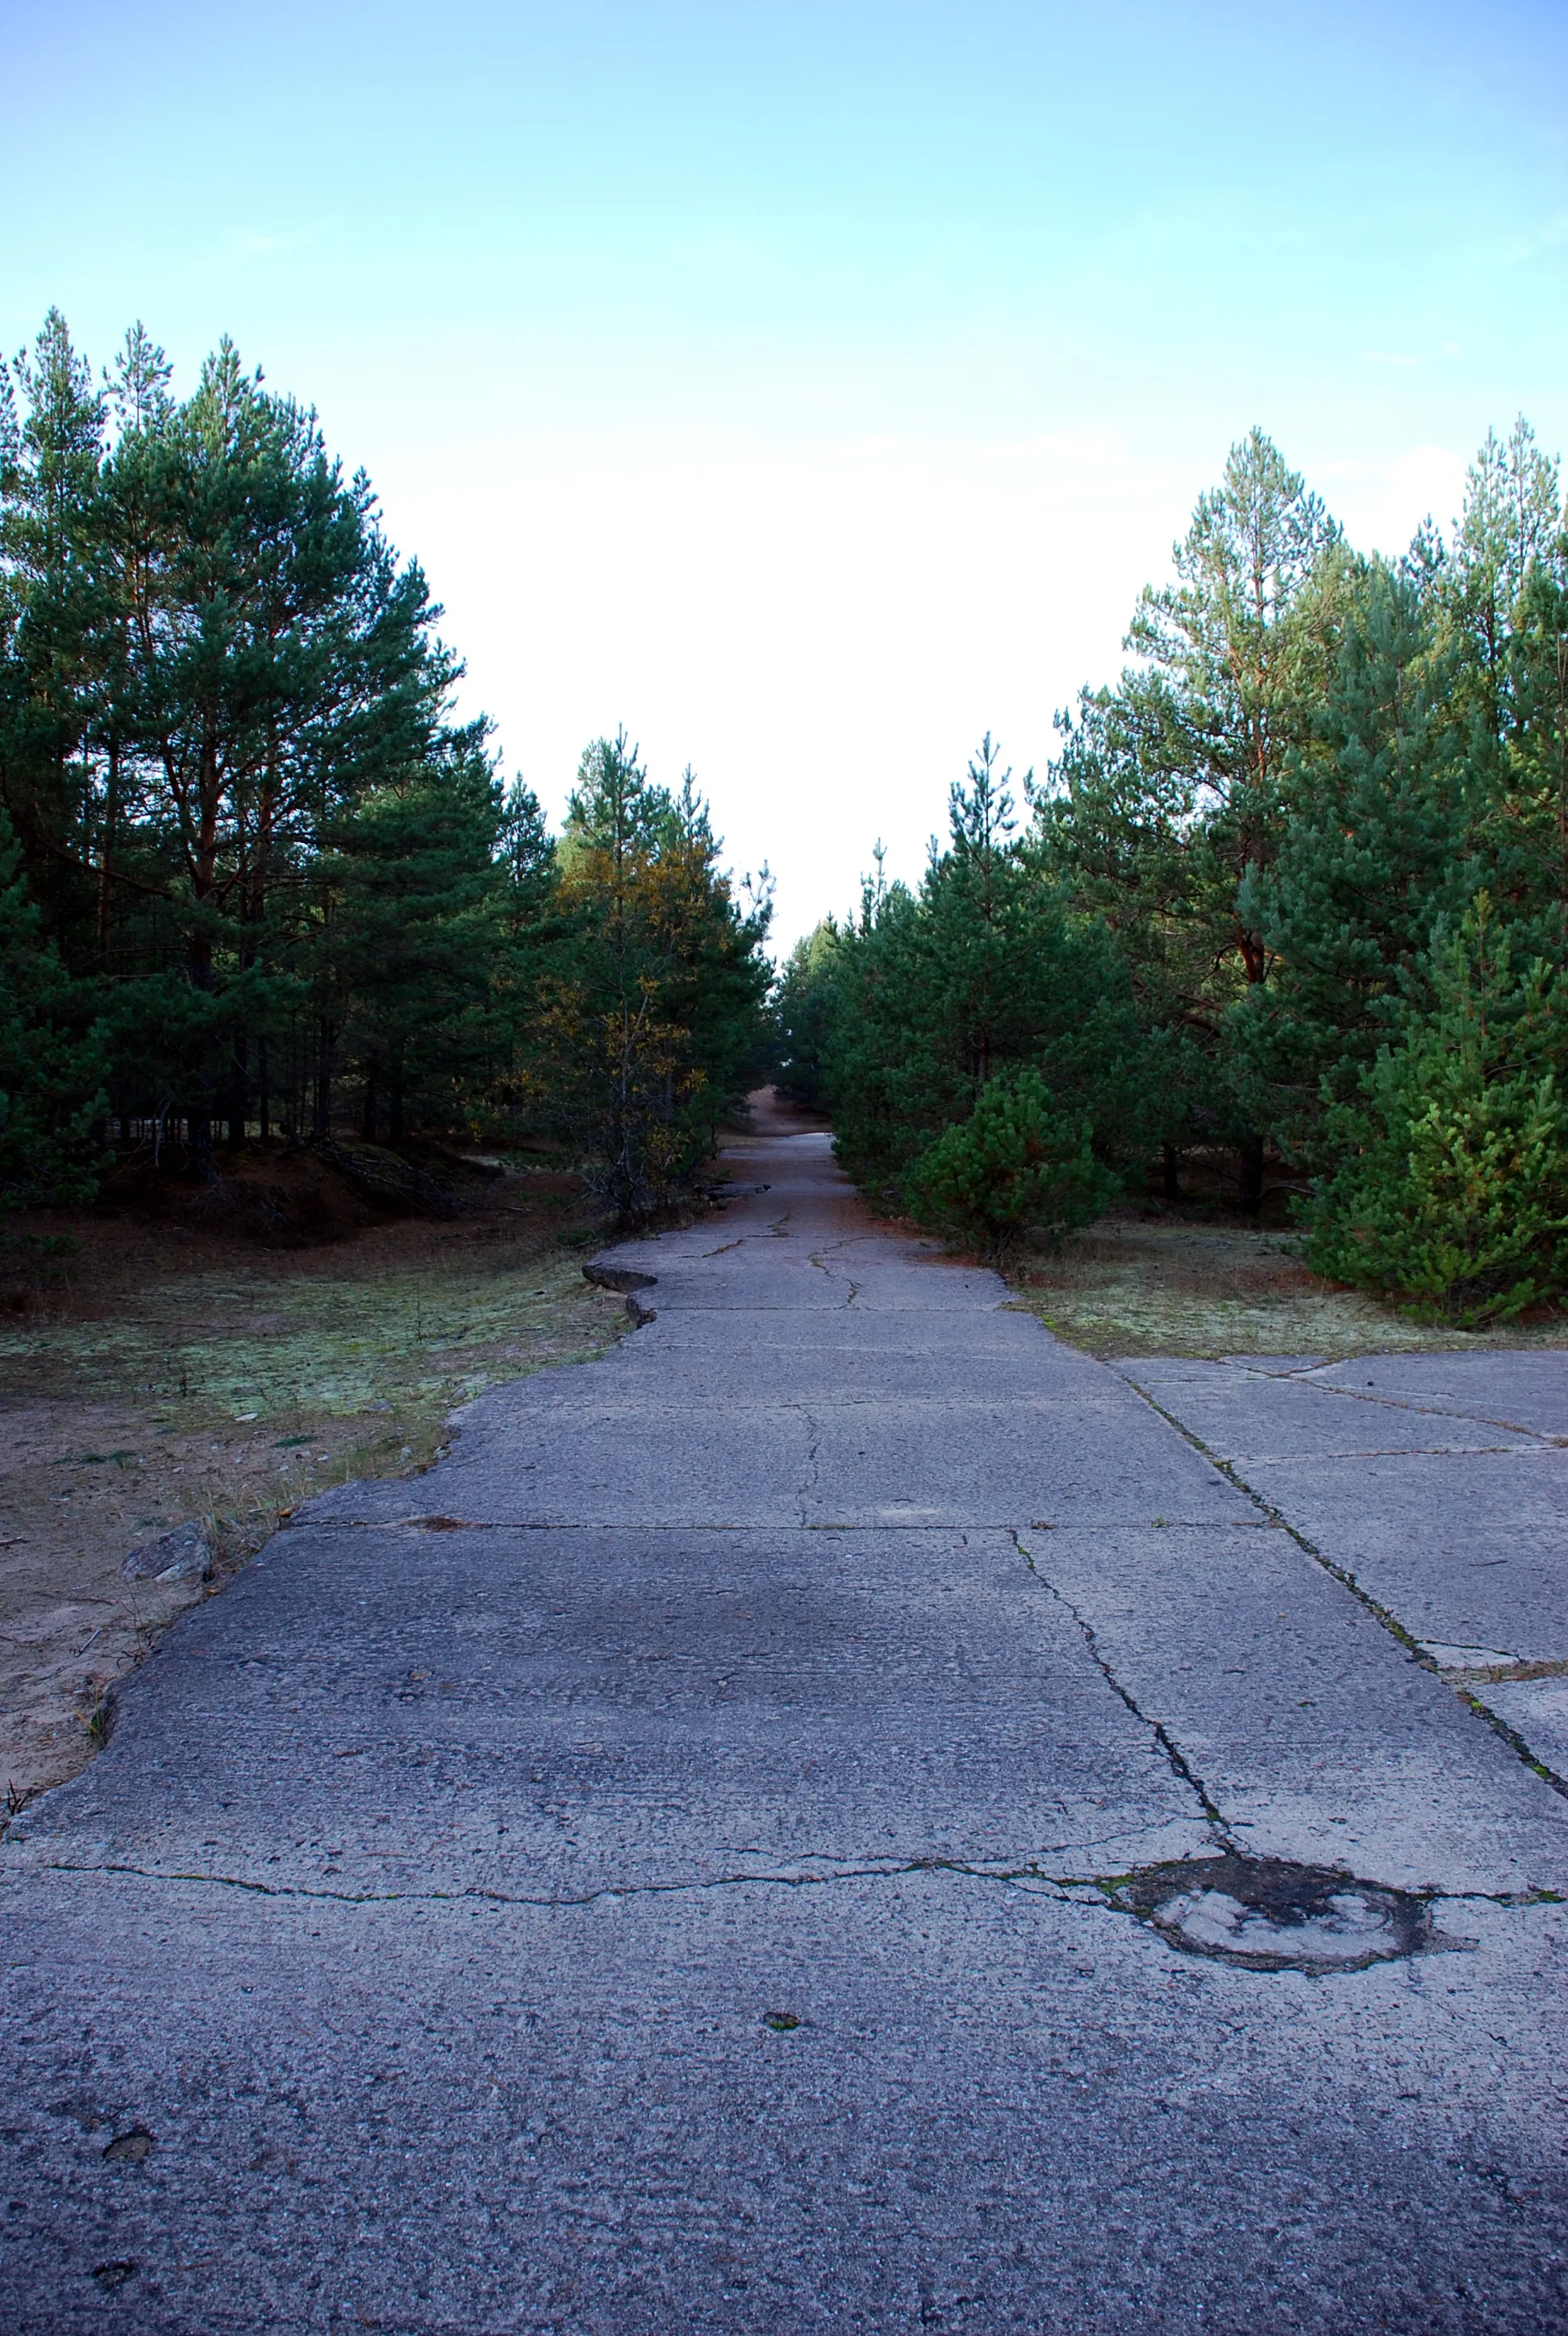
xmin=0 ymin=1160 xmax=628 ymax=1809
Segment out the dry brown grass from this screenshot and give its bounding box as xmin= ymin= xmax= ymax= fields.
xmin=0 ymin=1158 xmax=628 ymax=1811
xmin=1008 ymin=1208 xmax=1568 ymax=1360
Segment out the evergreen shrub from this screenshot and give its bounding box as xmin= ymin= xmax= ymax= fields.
xmin=1302 ymin=903 xmax=1568 ymax=1323
xmin=903 ymin=1068 xmax=1118 ymax=1258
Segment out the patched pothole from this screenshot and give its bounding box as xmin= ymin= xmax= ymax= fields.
xmin=1111 ymin=1854 xmax=1435 ymax=1974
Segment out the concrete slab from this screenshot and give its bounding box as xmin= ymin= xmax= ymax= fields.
xmin=1020 ymin=1525 xmax=1567 ymax=1894
xmin=1308 ymin=1351 xmax=1568 ymax=1440
xmin=10 ymin=1525 xmax=1201 ymax=1896
xmin=799 ymin=1399 xmax=1257 ymax=1527
xmin=315 ymin=1400 xmax=819 ymax=1529
xmin=637 ymin=1306 xmax=1074 ymax=1357
xmin=5 ymin=1865 xmax=1566 ymax=2334
xmin=1230 ymin=1448 xmax=1568 ymax=1666
xmin=1119 ymin=1356 xmax=1544 ymax=1461
xmin=1470 ymin=1674 xmax=1568 ymax=1780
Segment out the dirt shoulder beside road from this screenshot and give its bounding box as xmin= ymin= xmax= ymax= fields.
xmin=0 ymin=1149 xmax=628 ymax=1810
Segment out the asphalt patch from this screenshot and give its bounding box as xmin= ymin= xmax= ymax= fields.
xmin=1112 ymin=1854 xmax=1436 ymax=1974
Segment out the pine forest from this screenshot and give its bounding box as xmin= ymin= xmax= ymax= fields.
xmin=778 ymin=423 xmax=1568 ymax=1325
xmin=6 ymin=310 xmax=1568 ymax=1327
xmin=0 ymin=312 xmax=772 ymax=1227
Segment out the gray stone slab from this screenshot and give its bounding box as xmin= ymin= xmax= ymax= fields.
xmin=1471 ymin=1674 xmax=1568 ymax=1781
xmin=318 ymin=1400 xmax=816 ymax=1529
xmin=1021 ymin=1525 xmax=1568 ymax=1894
xmin=13 ymin=1525 xmax=1200 ymax=1896
xmin=1307 ymin=1351 xmax=1568 ymax=1440
xmin=465 ymin=1317 xmax=1102 ymax=1408
xmin=571 ymin=1345 xmax=1094 ymax=1405
xmin=1235 ymin=1448 xmax=1568 ymax=1664
xmin=5 ymin=1866 xmax=1566 ymax=2334
xmin=640 ymin=1304 xmax=1065 ymax=1356
xmin=310 ymin=1398 xmax=1241 ymax=1535
xmin=799 ymin=1399 xmax=1256 ymax=1528
xmin=1118 ymin=1357 xmax=1542 ymax=1461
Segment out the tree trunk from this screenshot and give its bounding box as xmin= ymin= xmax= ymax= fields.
xmin=361 ymin=1062 xmax=378 ymax=1141
xmin=313 ymin=1022 xmax=334 ymax=1140
xmin=227 ymin=1028 xmax=248 ymax=1149
xmin=189 ymin=1076 xmax=214 ymax=1183
xmin=1161 ymin=1142 xmax=1180 ymax=1203
xmin=184 ymin=731 xmax=223 ymax=1181
xmin=98 ymin=740 xmax=119 ymax=964
xmin=257 ymin=1037 xmax=270 ymax=1145
xmin=1237 ymin=1134 xmax=1265 ymax=1217
xmin=389 ymin=1055 xmax=405 ymax=1145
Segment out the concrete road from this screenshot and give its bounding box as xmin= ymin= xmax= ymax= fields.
xmin=2 ymin=1109 xmax=1566 ymax=2332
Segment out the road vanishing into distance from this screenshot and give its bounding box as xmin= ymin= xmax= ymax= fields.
xmin=4 ymin=1098 xmax=1567 ymax=2330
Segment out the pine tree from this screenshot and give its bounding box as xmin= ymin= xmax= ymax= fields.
xmin=774 ymin=919 xmax=843 ymax=1110
xmin=1443 ymin=417 xmax=1562 ymax=758
xmin=1040 ymin=432 xmax=1345 ymax=1207
xmin=0 ymin=808 xmax=106 ymax=1207
xmin=329 ymin=724 xmax=508 ymax=1141
xmin=826 ymin=739 xmax=1151 ymax=1212
xmin=541 ymin=733 xmax=770 ymax=1218
xmin=1303 ymin=898 xmax=1568 ymax=1322
xmin=1124 ymin=428 xmax=1343 ymax=991
xmin=903 ymin=1067 xmax=1117 ymax=1259
xmin=1236 ymin=557 xmax=1480 ymax=1149
xmin=0 ymin=309 xmax=110 ymax=952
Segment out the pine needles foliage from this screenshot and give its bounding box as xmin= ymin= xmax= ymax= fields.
xmin=0 ymin=312 xmax=770 ymax=1220
xmin=804 ymin=419 xmax=1568 ymax=1314
xmin=1301 ymin=900 xmax=1568 ymax=1323
xmin=903 ymin=1069 xmax=1118 ymax=1259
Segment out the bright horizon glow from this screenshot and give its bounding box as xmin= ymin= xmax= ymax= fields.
xmin=5 ymin=0 xmax=1566 ymax=948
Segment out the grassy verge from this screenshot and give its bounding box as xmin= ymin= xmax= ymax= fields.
xmin=1007 ymin=1208 xmax=1568 ymax=1360
xmin=0 ymin=1158 xmax=628 ymax=1811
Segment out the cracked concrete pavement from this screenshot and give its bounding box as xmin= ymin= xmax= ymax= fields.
xmin=2 ymin=1103 xmax=1567 ymax=2330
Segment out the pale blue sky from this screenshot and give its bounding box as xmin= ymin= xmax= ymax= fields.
xmin=5 ymin=1 xmax=1566 ymax=942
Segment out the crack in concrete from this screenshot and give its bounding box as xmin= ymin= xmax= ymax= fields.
xmin=803 ymin=1237 xmax=862 ymax=1305
xmin=317 ymin=1515 xmax=1261 ymax=1536
xmin=23 ymin=1853 xmax=1554 ymax=1932
xmin=1443 ymin=1656 xmax=1568 ymax=1687
xmin=1118 ymin=1379 xmax=1568 ymax=1805
xmin=1220 ymin=1362 xmax=1568 ymax=1450
xmin=16 ymin=1851 xmax=1108 ymax=1913
xmin=1211 ymin=1444 xmax=1545 ymax=1463
xmin=797 ymin=1408 xmax=822 ymax=1526
xmin=1011 ymin=1531 xmax=1234 ymax=1844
